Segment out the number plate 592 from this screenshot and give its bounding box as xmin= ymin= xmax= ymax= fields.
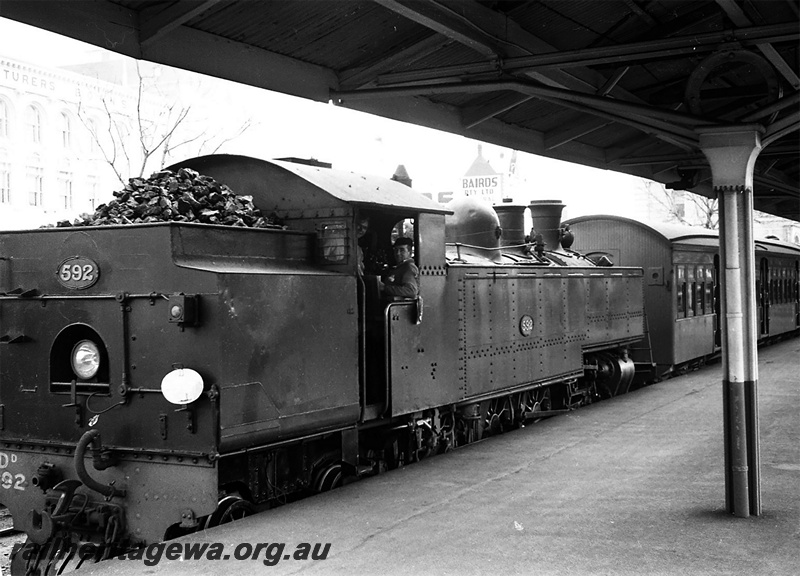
xmin=57 ymin=256 xmax=100 ymax=290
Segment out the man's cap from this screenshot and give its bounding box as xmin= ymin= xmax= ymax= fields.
xmin=393 ymin=237 xmax=413 ymax=248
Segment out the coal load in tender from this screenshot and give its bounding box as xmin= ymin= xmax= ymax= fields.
xmin=52 ymin=167 xmax=284 ymax=229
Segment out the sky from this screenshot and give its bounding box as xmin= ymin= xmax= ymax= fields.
xmin=0 ymin=16 xmax=648 ymax=221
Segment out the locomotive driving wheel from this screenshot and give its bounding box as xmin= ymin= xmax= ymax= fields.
xmin=203 ymin=495 xmax=255 ymax=529
xmin=312 ymin=462 xmax=343 ymax=493
xmin=519 ymin=389 xmax=552 ymax=423
xmin=484 ymin=397 xmax=514 ymax=436
xmin=594 ymin=352 xmax=635 ymax=398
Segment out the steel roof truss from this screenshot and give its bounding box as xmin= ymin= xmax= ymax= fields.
xmin=461 ymin=93 xmax=533 ymax=129
xmin=373 ymin=0 xmax=501 ymax=58
xmin=716 ymin=0 xmax=800 ymax=90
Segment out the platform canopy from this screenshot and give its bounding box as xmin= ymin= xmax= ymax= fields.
xmin=1 ymin=0 xmax=797 ymax=221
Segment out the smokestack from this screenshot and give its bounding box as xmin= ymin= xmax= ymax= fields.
xmin=494 ymin=203 xmax=527 ymax=246
xmin=528 ymin=200 xmax=565 ymax=251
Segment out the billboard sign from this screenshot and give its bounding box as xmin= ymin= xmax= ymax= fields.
xmin=461 ymin=174 xmax=504 ymax=203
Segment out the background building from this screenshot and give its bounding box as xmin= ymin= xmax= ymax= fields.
xmin=0 ymin=50 xmax=254 ymax=230
xmin=0 ymin=56 xmax=124 ymax=228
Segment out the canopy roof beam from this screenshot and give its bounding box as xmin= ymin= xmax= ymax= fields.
xmin=376 ymin=22 xmax=799 ymax=86
xmin=139 ymin=0 xmax=222 ymax=46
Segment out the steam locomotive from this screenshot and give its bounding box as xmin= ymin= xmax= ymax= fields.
xmin=0 ymin=155 xmax=644 ymax=574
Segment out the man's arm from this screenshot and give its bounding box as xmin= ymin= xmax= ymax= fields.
xmin=383 ymin=263 xmax=419 ymax=298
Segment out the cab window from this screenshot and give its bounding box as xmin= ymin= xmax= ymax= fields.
xmin=317 ymin=220 xmax=348 ymax=263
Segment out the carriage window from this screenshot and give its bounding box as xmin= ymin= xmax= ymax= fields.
xmin=676 ymin=266 xmax=686 ymax=319
xmin=770 ymin=269 xmax=777 ymax=304
xmin=781 ymin=268 xmax=791 ymax=303
xmin=786 ymin=267 xmax=791 ymax=303
xmin=794 ymin=265 xmax=799 ymax=301
xmin=766 ymin=268 xmax=772 ymax=304
xmin=317 ymin=220 xmax=348 ymax=263
xmin=704 ymin=266 xmax=714 ymax=315
xmin=695 ymin=266 xmax=700 ymax=315
xmin=686 ymin=266 xmax=696 ymax=317
xmin=696 ymin=266 xmax=704 ymax=315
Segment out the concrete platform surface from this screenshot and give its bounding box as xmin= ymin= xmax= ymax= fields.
xmin=83 ymin=338 xmax=800 ymax=576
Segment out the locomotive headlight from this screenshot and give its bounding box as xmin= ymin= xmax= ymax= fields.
xmin=71 ymin=340 xmax=101 ymax=380
xmin=161 ymin=367 xmax=204 ymax=405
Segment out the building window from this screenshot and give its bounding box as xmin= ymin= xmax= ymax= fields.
xmin=27 ymin=166 xmax=44 ymax=206
xmin=58 ymin=171 xmax=73 ymax=210
xmin=0 ymin=100 xmax=9 ymax=138
xmin=26 ymin=106 xmax=42 ymax=144
xmin=0 ymin=163 xmax=10 ymax=204
xmin=61 ymin=112 xmax=72 ymax=148
xmin=87 ymin=176 xmax=98 ymax=209
xmin=88 ymin=118 xmax=98 ymax=152
xmin=674 ymin=190 xmax=685 ymax=220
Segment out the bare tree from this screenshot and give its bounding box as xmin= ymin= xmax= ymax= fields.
xmin=688 ymin=193 xmax=719 ymax=230
xmin=78 ymin=61 xmax=251 ymax=185
xmin=649 ymin=180 xmax=719 ymax=230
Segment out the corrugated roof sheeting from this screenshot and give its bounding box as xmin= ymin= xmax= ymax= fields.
xmin=186 ymin=0 xmax=420 ymax=71
xmin=542 ymin=0 xmax=638 ymax=44
xmin=505 ymin=0 xmax=626 ymax=50
xmin=373 ymin=41 xmax=480 ymax=82
xmin=498 ymin=97 xmax=575 ymax=131
xmin=582 ymin=123 xmax=648 ymax=153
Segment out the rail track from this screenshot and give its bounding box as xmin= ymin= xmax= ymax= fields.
xmin=0 ymin=508 xmax=24 ymax=576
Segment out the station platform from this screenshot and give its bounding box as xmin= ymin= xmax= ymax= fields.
xmin=84 ymin=337 xmax=799 ymax=576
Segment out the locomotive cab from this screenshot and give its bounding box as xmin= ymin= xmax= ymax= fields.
xmin=354 ymin=208 xmax=448 ymax=418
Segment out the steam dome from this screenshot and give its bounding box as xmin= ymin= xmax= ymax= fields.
xmin=445 ymin=196 xmax=501 ymax=249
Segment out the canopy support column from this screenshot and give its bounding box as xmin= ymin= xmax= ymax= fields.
xmin=697 ymin=125 xmax=763 ymax=518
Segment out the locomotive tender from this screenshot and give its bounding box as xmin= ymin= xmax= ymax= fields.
xmin=563 ymin=214 xmax=800 ymax=381
xmin=0 ymin=155 xmax=644 ymax=573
